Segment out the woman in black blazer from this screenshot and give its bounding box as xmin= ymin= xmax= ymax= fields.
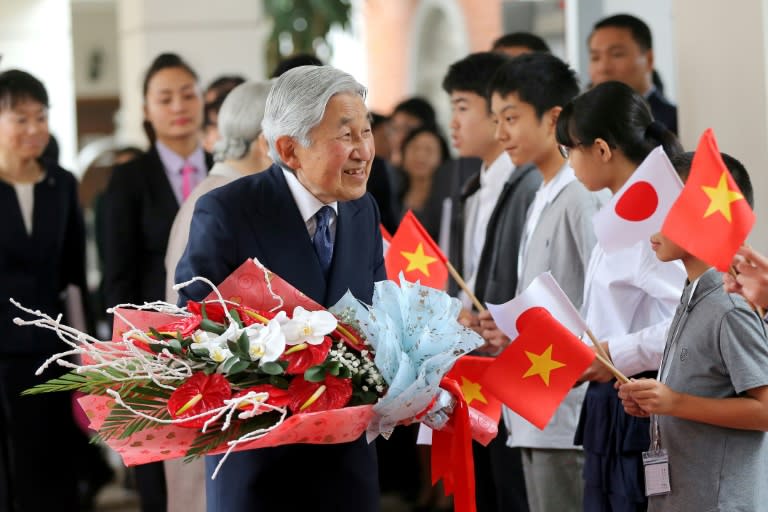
xmin=101 ymin=53 xmax=210 ymax=512
xmin=0 ymin=70 xmax=86 ymax=511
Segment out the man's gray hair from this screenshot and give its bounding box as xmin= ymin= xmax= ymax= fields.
xmin=262 ymin=65 xmax=367 ymax=167
xmin=213 ymin=80 xmax=274 ymax=162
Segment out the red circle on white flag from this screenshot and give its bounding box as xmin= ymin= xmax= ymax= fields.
xmin=614 ymin=181 xmax=658 ymax=221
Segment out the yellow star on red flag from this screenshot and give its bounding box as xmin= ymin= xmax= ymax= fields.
xmin=701 ymin=171 xmax=744 ymax=222
xmin=522 ymin=344 xmax=566 ymax=386
xmin=460 ymin=376 xmax=488 ymax=407
xmin=400 ymin=242 xmax=437 ymax=276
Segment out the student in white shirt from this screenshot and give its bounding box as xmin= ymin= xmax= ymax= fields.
xmin=555 ymin=81 xmax=685 ymax=512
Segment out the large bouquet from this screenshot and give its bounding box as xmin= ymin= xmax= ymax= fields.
xmin=15 ymin=259 xmax=489 ymax=480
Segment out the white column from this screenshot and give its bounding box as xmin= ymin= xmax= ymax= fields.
xmin=0 ymin=0 xmax=78 ymax=172
xmin=115 ymin=0 xmax=271 ymax=146
xmin=672 ymin=0 xmax=768 ymax=252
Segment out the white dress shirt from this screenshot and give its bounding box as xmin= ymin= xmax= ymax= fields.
xmin=460 ymin=152 xmax=515 ymax=308
xmin=282 ymin=168 xmax=338 ymax=240
xmin=581 ymin=240 xmax=686 ymax=376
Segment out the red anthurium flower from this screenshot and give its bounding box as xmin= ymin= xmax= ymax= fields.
xmin=287 ymin=375 xmax=352 ymax=414
xmin=233 ymin=385 xmax=291 ymax=414
xmin=128 ymin=336 xmax=154 ymax=354
xmin=187 ymin=301 xmax=272 ymax=327
xmin=167 ymin=372 xmax=232 ymax=428
xmin=334 ymin=322 xmax=366 ymax=352
xmin=279 ymin=336 xmax=331 ymax=375
xmin=154 ymin=315 xmax=201 ymax=338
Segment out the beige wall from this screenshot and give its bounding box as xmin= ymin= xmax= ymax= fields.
xmin=673 ymin=0 xmax=768 ymax=252
xmin=116 ymin=0 xmax=270 ymax=146
xmin=0 ymin=0 xmax=78 ymax=171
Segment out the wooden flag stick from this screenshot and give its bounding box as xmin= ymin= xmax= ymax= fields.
xmin=446 ymin=261 xmax=485 ymax=312
xmin=729 ymin=265 xmax=766 ymax=318
xmin=586 ymin=328 xmax=629 ymax=383
xmin=594 ymin=352 xmax=629 ymax=384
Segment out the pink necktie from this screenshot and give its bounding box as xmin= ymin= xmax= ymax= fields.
xmin=181 ymin=162 xmax=194 ymax=200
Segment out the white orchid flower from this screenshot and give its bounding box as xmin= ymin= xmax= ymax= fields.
xmin=245 ymin=318 xmax=286 ymax=363
xmin=281 ymin=306 xmax=337 ymax=346
xmin=190 ymin=322 xmax=239 ymax=363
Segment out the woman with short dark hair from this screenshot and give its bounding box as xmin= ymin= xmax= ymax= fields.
xmin=0 ymin=68 xmax=86 ymax=511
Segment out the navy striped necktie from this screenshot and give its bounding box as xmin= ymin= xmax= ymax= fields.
xmin=313 ymin=205 xmax=334 ymax=276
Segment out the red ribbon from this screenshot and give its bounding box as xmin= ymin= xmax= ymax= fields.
xmin=431 ymin=377 xmax=476 ymax=512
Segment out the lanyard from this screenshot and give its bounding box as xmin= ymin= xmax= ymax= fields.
xmin=651 ymin=278 xmax=699 ymax=450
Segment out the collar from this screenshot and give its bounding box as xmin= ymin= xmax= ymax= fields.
xmin=281 ymin=168 xmax=338 ymax=222
xmin=684 ymin=267 xmax=721 ymax=310
xmin=538 ymin=162 xmax=576 ymax=205
xmin=480 ymin=151 xmax=515 ymax=188
xmin=156 ymin=141 xmax=206 ymax=174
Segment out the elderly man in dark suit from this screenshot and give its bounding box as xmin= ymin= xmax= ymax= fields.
xmin=175 ymin=65 xmax=383 ymax=512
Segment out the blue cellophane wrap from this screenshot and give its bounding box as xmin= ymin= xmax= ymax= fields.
xmin=330 ymin=275 xmax=484 ymax=438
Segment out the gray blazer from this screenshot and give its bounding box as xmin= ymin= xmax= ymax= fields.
xmin=506 ymin=178 xmax=606 ymax=449
xmin=517 ymin=180 xmax=605 ymax=305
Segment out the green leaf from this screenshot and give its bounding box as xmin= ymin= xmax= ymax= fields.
xmin=99 ymin=394 xmax=171 ymax=441
xmin=148 ymin=342 xmax=167 ymax=353
xmin=237 ymin=331 xmax=250 ymax=357
xmin=183 ymin=411 xmax=281 ymax=462
xmin=268 ymin=375 xmax=290 ymax=389
xmin=200 ymin=319 xmax=226 ymax=335
xmin=167 ymin=339 xmax=183 ymax=354
xmin=22 ymin=371 xmax=90 ymax=395
xmin=220 ymin=356 xmax=240 ymax=374
xmin=304 ymin=365 xmax=326 ymax=383
xmin=325 ymin=361 xmax=341 ymax=376
xmin=260 ymin=361 xmax=284 ymax=376
xmin=227 ymin=360 xmax=251 ymax=375
xmin=229 ymin=309 xmax=244 ymax=328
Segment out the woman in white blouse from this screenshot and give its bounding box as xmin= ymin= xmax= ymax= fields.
xmin=555 ymin=81 xmax=685 ymax=512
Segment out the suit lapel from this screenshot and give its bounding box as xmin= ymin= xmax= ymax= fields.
xmin=146 ymin=146 xmax=184 ymax=210
xmin=248 ymin=166 xmax=328 ymax=305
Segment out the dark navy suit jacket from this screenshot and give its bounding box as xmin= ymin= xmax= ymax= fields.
xmin=175 ymin=164 xmax=384 ymax=512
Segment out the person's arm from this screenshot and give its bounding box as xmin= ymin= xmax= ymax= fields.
xmin=175 ymin=192 xmax=237 ymax=305
xmin=619 ymin=378 xmax=768 ymax=431
xmin=723 ymin=245 xmax=768 ymax=310
xmin=582 ymin=251 xmax=685 ymax=382
xmin=102 ymin=165 xmax=142 ymax=308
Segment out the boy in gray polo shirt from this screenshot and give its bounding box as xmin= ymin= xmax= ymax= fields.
xmin=619 ymin=152 xmax=768 ymax=512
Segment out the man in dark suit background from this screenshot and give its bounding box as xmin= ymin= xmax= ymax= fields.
xmin=175 ymin=65 xmax=384 ymax=512
xmin=588 ymin=13 xmax=678 ymax=134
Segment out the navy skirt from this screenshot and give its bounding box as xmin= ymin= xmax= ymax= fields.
xmin=574 ymin=372 xmax=656 ymax=511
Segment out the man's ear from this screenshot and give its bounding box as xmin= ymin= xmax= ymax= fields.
xmin=645 ymin=48 xmax=655 ymax=73
xmin=275 ymin=135 xmax=301 ymax=169
xmin=594 ymin=138 xmax=613 ymax=162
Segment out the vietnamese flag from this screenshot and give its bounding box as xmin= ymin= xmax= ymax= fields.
xmin=662 ymin=129 xmax=755 ymax=271
xmin=446 ymin=356 xmax=502 ymax=423
xmin=480 ymin=307 xmax=595 ymax=430
xmin=385 ymin=210 xmax=449 ymax=289
xmin=486 ymin=271 xmax=587 ymax=341
xmin=593 ymin=146 xmax=683 ymax=252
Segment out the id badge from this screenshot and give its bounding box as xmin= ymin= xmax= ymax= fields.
xmin=642 ymin=449 xmax=671 ymax=496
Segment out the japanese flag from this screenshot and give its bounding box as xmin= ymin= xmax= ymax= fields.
xmin=486 ymin=272 xmax=588 ymax=341
xmin=593 ymin=146 xmax=683 ymax=252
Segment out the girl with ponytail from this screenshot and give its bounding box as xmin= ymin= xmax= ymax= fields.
xmin=555 ymin=81 xmax=686 ymax=512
